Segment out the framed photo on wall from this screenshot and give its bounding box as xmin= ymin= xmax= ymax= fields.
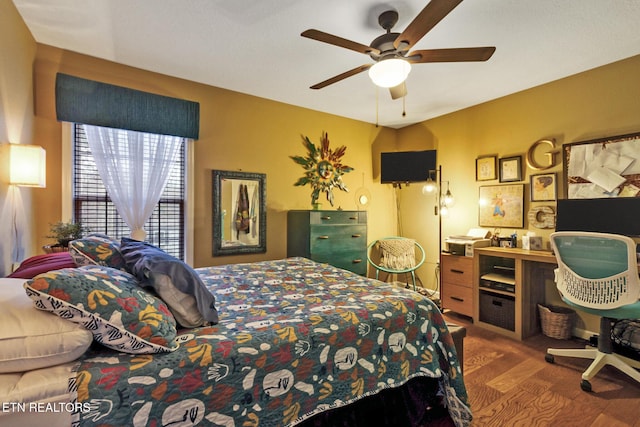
xmin=499 ymin=155 xmax=523 ymax=182
xmin=476 ymin=155 xmax=497 ymax=181
xmin=479 ymin=184 xmax=525 ymax=228
xmin=530 ymin=172 xmax=557 ymax=201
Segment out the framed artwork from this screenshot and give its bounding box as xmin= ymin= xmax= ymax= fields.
xmin=479 ymin=184 xmax=525 ymax=228
xmin=563 ymin=132 xmax=640 ymax=199
xmin=212 ymin=170 xmax=267 ymax=256
xmin=530 ymin=172 xmax=557 ymax=202
xmin=499 ymin=155 xmax=523 ymax=182
xmin=476 ymin=155 xmax=497 ymax=181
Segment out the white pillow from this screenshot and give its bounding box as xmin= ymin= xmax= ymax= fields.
xmin=0 ymin=362 xmax=75 ymax=403
xmin=0 ymin=278 xmax=93 ymax=373
xmin=0 ymin=363 xmax=75 ymax=427
xmin=151 ymin=272 xmax=204 ymax=328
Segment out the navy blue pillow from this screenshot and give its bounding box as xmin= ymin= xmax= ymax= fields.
xmin=120 ymin=238 xmax=218 ymax=325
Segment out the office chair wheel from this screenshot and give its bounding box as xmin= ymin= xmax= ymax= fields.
xmin=544 ymin=354 xmax=554 ymax=364
xmin=580 ymin=379 xmax=592 ymax=392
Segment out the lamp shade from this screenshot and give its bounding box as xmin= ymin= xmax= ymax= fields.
xmin=9 ymin=144 xmax=46 ymax=187
xmin=368 ymin=58 xmax=411 ymax=88
xmin=422 ymin=179 xmax=436 ymax=194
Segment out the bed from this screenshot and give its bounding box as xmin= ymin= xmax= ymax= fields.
xmin=1 ymin=236 xmax=471 ymax=427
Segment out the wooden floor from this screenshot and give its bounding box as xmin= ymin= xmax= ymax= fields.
xmin=443 ymin=312 xmax=640 ymax=427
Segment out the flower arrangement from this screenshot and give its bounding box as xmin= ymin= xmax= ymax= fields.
xmin=291 ymin=132 xmax=353 ymax=206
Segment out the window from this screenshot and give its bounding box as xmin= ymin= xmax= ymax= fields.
xmin=72 ymin=124 xmax=185 ymax=258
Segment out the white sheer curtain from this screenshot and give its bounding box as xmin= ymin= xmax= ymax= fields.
xmin=82 ymin=124 xmax=183 ymax=241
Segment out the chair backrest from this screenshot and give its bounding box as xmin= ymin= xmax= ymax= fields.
xmin=550 ymin=231 xmax=640 ymax=310
xmin=367 ymin=237 xmax=425 ymax=274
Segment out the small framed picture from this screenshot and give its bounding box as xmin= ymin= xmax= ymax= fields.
xmin=530 ymin=172 xmax=557 ymax=201
xmin=499 ymin=155 xmax=523 ymax=182
xmin=476 ymin=155 xmax=497 ymax=181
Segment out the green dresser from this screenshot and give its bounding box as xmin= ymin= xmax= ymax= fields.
xmin=287 ymin=210 xmax=368 ymax=275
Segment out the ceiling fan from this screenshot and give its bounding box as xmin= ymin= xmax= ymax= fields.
xmin=301 ymin=0 xmax=495 ymax=99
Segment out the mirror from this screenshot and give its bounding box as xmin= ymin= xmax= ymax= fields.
xmin=212 ymin=170 xmax=266 ymax=256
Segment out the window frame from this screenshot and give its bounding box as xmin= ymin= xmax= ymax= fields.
xmin=61 ymin=123 xmax=195 ymax=263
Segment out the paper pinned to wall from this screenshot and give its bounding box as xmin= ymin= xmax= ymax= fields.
xmin=586 ymin=166 xmax=626 ymax=193
xmin=619 ymin=184 xmax=640 ymax=197
xmin=569 ymin=183 xmax=612 ymax=199
xmin=566 ymin=144 xmax=591 ymax=178
xmin=586 ymin=149 xmax=635 ymax=176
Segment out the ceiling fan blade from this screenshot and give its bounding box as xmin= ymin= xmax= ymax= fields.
xmin=389 ymin=82 xmax=407 ymax=100
xmin=302 ymin=29 xmax=380 ymax=56
xmin=310 ymin=64 xmax=373 ymax=89
xmin=408 ymin=47 xmax=496 ymax=63
xmin=394 ymin=0 xmax=463 ymax=50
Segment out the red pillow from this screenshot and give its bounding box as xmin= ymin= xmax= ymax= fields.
xmin=7 ymin=252 xmax=76 ymax=279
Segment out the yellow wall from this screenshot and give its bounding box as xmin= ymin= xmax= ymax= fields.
xmin=402 ymin=53 xmax=640 ymax=247
xmin=397 ymin=54 xmax=640 ymax=331
xmin=4 ymin=4 xmax=640 ymax=333
xmin=0 ymin=0 xmax=38 ymax=276
xmin=29 ymin=45 xmax=399 ymax=269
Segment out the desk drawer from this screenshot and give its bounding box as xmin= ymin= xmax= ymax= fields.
xmin=441 ymin=256 xmax=473 ymax=287
xmin=441 ymin=283 xmax=473 ymax=317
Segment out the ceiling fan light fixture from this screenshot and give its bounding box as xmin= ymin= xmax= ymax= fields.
xmin=368 ymin=58 xmax=411 ymax=88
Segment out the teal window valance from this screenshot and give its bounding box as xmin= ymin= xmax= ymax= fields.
xmin=55 ymin=73 xmax=200 ymax=139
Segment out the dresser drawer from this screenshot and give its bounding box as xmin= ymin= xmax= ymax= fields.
xmin=313 ymin=251 xmax=367 ymax=275
xmin=441 ymin=255 xmax=473 ymax=287
xmin=310 ymin=225 xmax=366 ymax=253
xmin=441 ymin=283 xmax=473 ymax=317
xmin=309 ymin=211 xmax=365 ymax=225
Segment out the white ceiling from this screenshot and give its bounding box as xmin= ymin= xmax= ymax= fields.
xmin=12 ymin=0 xmax=640 ymax=129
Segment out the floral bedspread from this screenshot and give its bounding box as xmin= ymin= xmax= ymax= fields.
xmin=73 ymin=257 xmax=471 ymax=427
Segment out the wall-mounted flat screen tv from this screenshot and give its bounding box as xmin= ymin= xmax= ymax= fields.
xmin=380 ymin=150 xmax=437 ymax=184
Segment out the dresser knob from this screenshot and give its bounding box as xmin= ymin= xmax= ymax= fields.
xmin=353 ymin=259 xmax=362 ymax=263
xmin=352 ymin=234 xmax=361 ymax=238
xmin=318 ymin=235 xmax=329 ymax=239
xmin=320 ymin=216 xmax=331 ymax=220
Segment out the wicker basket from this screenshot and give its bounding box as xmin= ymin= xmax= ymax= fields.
xmin=538 ymin=304 xmax=575 ymax=339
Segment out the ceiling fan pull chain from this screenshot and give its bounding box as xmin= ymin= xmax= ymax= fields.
xmin=375 ymin=86 xmax=379 ymax=127
xmin=402 ymin=95 xmax=406 ymax=117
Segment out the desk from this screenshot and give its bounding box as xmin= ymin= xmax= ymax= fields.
xmin=473 ymin=247 xmax=557 ymax=340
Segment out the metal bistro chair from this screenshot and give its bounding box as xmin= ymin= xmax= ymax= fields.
xmin=546 ymin=231 xmax=640 ymax=392
xmin=367 ymin=237 xmax=425 ymax=292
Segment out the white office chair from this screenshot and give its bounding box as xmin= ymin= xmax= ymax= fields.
xmin=545 ymin=231 xmax=640 ymax=392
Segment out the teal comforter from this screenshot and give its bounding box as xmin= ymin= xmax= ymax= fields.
xmin=72 ymin=257 xmax=471 ymax=426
